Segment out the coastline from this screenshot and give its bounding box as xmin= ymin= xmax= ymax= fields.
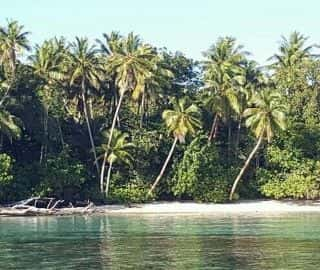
xmin=2 ymin=200 xmax=320 ymax=216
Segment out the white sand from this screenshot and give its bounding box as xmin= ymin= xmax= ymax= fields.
xmin=97 ymin=200 xmax=320 ymax=215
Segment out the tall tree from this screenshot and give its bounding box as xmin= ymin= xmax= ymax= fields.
xmin=229 ymin=89 xmax=286 ymax=200
xmin=68 ymin=37 xmax=102 ymax=174
xmin=99 ymin=33 xmax=157 ymax=191
xmin=148 ymin=97 xmax=201 ymax=195
xmin=0 ymin=20 xmax=30 ymax=105
xmin=29 ymin=38 xmax=67 ymax=162
xmin=202 ymin=37 xmax=247 ymax=145
xmin=269 ymin=31 xmax=315 ymax=95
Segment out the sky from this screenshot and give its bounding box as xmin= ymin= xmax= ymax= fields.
xmin=1 ymin=0 xmax=320 ymax=64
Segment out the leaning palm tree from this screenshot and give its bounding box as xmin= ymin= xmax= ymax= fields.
xmin=229 ymin=89 xmax=286 ymax=200
xmin=98 ymin=129 xmax=134 ymax=196
xmin=148 ymin=97 xmax=201 ymax=195
xmin=68 ymin=37 xmax=102 ymax=174
xmin=105 ymin=33 xmax=156 ymax=144
xmin=98 ymin=33 xmax=157 ymax=183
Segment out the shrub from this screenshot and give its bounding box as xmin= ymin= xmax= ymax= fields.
xmin=108 ymin=172 xmax=151 ymax=203
xmin=172 ymin=136 xmax=231 ymax=203
xmin=0 ymin=153 xmax=14 ymax=202
xmin=258 ymin=145 xmax=320 ymax=199
xmin=34 ymin=148 xmax=87 ymax=200
xmin=0 ymin=153 xmax=14 ymax=184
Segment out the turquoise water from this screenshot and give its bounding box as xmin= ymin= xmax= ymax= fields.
xmin=0 ymin=213 xmax=320 ymax=269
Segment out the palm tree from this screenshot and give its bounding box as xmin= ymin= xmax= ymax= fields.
xmin=203 ymin=37 xmax=247 ymax=143
xmin=131 ymin=59 xmax=173 ymax=128
xmin=229 ymin=89 xmax=286 ymax=200
xmin=68 ymin=37 xmax=102 ymax=175
xmin=29 ymin=38 xmax=67 ymax=163
xmin=148 ymin=97 xmax=201 ymax=195
xmin=269 ymin=31 xmax=313 ymax=69
xmin=98 ymin=129 xmax=134 ymax=196
xmin=226 ymin=60 xmax=265 ymax=154
xmin=268 ymin=31 xmax=315 ymax=95
xmin=98 ymin=33 xmax=157 ymax=189
xmin=0 ymin=20 xmax=30 ymax=75
xmin=0 ymin=20 xmax=30 ymax=106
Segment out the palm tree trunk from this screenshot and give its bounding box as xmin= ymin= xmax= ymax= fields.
xmin=235 ymin=117 xmax=242 ymax=156
xmin=105 ymin=161 xmax=113 ymax=197
xmin=114 ymin=90 xmax=121 ymax=128
xmin=148 ymin=137 xmax=178 ymax=195
xmin=100 ymin=153 xmax=107 ymax=193
xmin=213 ymin=119 xmax=219 ymax=138
xmin=56 ymin=118 xmax=64 ymax=148
xmin=107 ymin=92 xmax=124 ymax=149
xmin=229 ymin=135 xmax=263 ymax=200
xmin=100 ymin=92 xmax=124 ymax=192
xmin=139 ymin=91 xmax=145 ymax=128
xmin=81 ymin=79 xmax=100 ymax=175
xmin=208 ymin=114 xmax=218 ymax=141
xmin=40 ymin=105 xmax=48 ymax=164
xmin=227 ymin=119 xmax=232 ymax=164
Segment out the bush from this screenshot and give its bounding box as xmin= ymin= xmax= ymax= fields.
xmin=258 ymin=145 xmax=320 ymax=199
xmin=172 ymin=136 xmax=232 ymax=203
xmin=0 ymin=153 xmax=14 ymax=184
xmin=108 ymin=172 xmax=151 ymax=203
xmin=34 ymin=148 xmax=87 ymax=200
xmin=0 ymin=153 xmax=14 ymax=202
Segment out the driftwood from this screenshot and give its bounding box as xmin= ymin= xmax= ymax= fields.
xmin=0 ymin=197 xmax=96 ymax=216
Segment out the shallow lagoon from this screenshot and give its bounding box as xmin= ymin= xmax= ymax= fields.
xmin=1 ymin=213 xmax=320 ymax=269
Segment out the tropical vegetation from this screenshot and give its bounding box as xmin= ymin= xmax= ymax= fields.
xmin=1 ymin=20 xmax=320 ymax=204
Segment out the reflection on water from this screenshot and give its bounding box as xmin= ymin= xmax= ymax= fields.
xmin=0 ymin=213 xmax=320 ymax=269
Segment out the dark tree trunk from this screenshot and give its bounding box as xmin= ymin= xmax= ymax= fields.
xmin=229 ymin=135 xmax=263 ymax=200
xmin=148 ymin=137 xmax=178 ymax=195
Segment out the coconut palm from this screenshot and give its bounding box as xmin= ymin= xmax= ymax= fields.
xmin=68 ymin=37 xmax=102 ymax=174
xmin=269 ymin=31 xmax=314 ymax=69
xmin=29 ymin=38 xmax=68 ymax=163
xmin=203 ymin=37 xmax=247 ymax=142
xmin=131 ymin=58 xmax=173 ymax=128
xmin=105 ymin=32 xmax=156 ymax=142
xmin=0 ymin=20 xmax=30 ymax=75
xmin=0 ymin=20 xmax=30 ymax=106
xmin=98 ymin=129 xmax=134 ymax=196
xmin=229 ymin=89 xmax=286 ymax=200
xmin=98 ymin=33 xmax=157 ymax=189
xmin=226 ymin=60 xmax=265 ymax=154
xmin=148 ymin=97 xmax=201 ymax=195
xmin=269 ymin=32 xmax=316 ymax=95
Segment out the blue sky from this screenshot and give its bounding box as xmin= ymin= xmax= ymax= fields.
xmin=2 ymin=0 xmax=320 ymax=64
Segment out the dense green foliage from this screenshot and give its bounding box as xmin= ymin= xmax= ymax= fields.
xmin=0 ymin=20 xmax=319 ymax=203
xmin=173 ymin=136 xmax=232 ymax=202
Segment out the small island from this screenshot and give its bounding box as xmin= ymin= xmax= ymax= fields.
xmin=1 ymin=1 xmax=320 ymax=269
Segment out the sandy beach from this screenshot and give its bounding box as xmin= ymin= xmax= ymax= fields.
xmin=2 ymin=200 xmax=320 ymax=216
xmin=97 ymin=200 xmax=320 ymax=215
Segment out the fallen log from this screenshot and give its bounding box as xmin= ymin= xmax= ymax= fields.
xmin=0 ymin=204 xmax=97 ymax=216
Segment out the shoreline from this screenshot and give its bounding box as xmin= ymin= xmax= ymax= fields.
xmin=2 ymin=200 xmax=320 ymax=216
